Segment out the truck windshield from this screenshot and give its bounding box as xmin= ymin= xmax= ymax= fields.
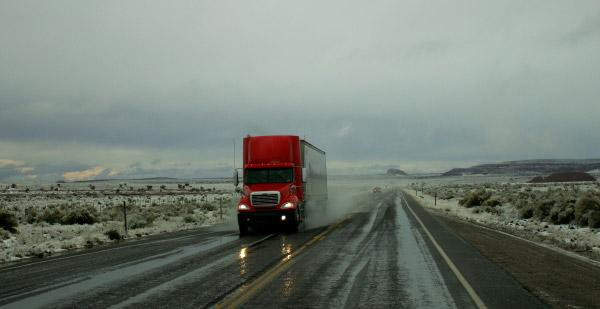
xmin=245 ymin=168 xmax=294 ymax=184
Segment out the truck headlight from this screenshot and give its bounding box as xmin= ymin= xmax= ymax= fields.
xmin=281 ymin=202 xmax=295 ymax=209
xmin=238 ymin=204 xmax=249 ymax=210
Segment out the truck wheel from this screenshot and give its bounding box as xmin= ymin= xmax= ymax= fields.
xmin=238 ymin=221 xmax=248 ymax=237
xmin=288 ymin=221 xmax=299 ymax=233
xmin=288 ymin=210 xmax=299 ymax=233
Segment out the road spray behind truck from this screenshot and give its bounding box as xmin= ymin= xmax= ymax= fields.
xmin=234 ymin=135 xmax=327 ymax=235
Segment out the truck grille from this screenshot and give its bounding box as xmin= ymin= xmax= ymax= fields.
xmin=251 ymin=192 xmax=280 ymax=207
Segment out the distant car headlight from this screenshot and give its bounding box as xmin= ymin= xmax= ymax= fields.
xmin=281 ymin=202 xmax=295 ymax=209
xmin=238 ymin=204 xmax=249 ymax=210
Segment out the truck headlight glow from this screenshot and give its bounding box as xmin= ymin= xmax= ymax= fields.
xmin=281 ymin=202 xmax=295 ymax=209
xmin=238 ymin=204 xmax=249 ymax=210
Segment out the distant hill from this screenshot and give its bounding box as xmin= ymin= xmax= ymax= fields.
xmin=443 ymin=159 xmax=600 ymax=176
xmin=528 ymin=172 xmax=596 ymax=183
xmin=386 ymin=168 xmax=407 ymax=176
xmin=67 ymin=177 xmax=178 ymax=183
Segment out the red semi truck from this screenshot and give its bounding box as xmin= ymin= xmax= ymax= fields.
xmin=234 ymin=135 xmax=327 ymax=235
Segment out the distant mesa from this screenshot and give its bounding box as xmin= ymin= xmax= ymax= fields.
xmin=442 ymin=159 xmax=600 ymax=176
xmin=386 ymin=168 xmax=407 ymax=176
xmin=528 ymin=172 xmax=596 ymax=183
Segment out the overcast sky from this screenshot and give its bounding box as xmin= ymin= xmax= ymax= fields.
xmin=1 ymin=1 xmax=600 ymax=182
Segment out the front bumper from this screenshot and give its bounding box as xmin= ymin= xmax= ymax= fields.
xmin=238 ymin=210 xmax=298 ymax=225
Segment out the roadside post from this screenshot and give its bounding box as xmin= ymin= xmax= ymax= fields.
xmin=434 ymin=192 xmax=437 ymax=206
xmin=122 ymin=201 xmax=128 ymax=237
xmin=219 ymin=197 xmax=223 ymax=219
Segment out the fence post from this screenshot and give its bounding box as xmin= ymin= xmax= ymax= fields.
xmin=434 ymin=192 xmax=437 ymax=206
xmin=219 ymin=197 xmax=223 ymax=219
xmin=122 ymin=201 xmax=128 ymax=237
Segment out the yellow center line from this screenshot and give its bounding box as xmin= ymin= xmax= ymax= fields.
xmin=216 ymin=218 xmax=349 ymax=308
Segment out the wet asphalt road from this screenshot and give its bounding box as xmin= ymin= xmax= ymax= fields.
xmin=0 ymin=190 xmax=545 ymax=308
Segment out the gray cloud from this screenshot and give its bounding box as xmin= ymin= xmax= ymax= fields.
xmin=559 ymin=12 xmax=600 ymax=45
xmin=1 ymin=0 xmax=600 ymax=181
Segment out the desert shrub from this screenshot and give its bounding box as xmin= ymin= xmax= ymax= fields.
xmin=519 ymin=206 xmax=534 ymax=219
xmin=183 ymin=215 xmax=195 ymax=223
xmin=589 ymin=212 xmax=600 ymax=229
xmin=0 ymin=228 xmax=10 ymax=239
xmin=533 ymin=199 xmax=555 ymax=220
xmin=24 ymin=207 xmax=39 ymax=224
xmin=548 ymin=204 xmax=575 ymax=225
xmin=482 ymin=206 xmax=502 ymax=215
xmin=105 ymin=229 xmax=122 ymax=240
xmin=63 ymin=207 xmax=97 ymax=225
xmin=459 ymin=190 xmax=492 ymax=208
xmin=437 ymin=189 xmax=454 ymax=200
xmin=199 ymin=203 xmax=217 ymax=212
xmin=128 ymin=214 xmax=154 ymax=229
xmin=482 ymin=198 xmax=501 ymax=207
xmin=39 ymin=208 xmax=66 ymax=224
xmin=0 ymin=209 xmax=18 ymax=233
xmin=574 ymin=194 xmax=600 ymax=228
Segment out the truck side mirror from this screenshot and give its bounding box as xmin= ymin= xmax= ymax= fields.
xmin=302 ymin=167 xmax=308 ymax=182
xmin=233 ymin=170 xmax=239 ymax=187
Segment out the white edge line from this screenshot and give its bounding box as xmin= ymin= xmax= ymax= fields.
xmin=400 ymin=192 xmax=488 ymax=309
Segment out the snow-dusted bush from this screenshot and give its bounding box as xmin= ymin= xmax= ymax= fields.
xmin=575 ymin=193 xmax=600 ymax=228
xmin=437 ymin=188 xmax=455 ymax=200
xmin=128 ymin=213 xmax=154 ymax=229
xmin=533 ymin=199 xmax=555 ymax=220
xmin=63 ymin=206 xmax=98 ymax=225
xmin=39 ymin=207 xmax=66 ymax=224
xmin=105 ymin=229 xmax=122 ymax=240
xmin=0 ymin=209 xmax=18 ymax=233
xmin=482 ymin=197 xmax=502 ymax=207
xmin=459 ymin=189 xmax=492 ymax=208
xmin=548 ymin=203 xmax=575 ymax=225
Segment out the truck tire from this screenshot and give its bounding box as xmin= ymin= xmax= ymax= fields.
xmin=288 ymin=221 xmax=299 ymax=233
xmin=287 ymin=210 xmax=299 ymax=233
xmin=238 ymin=221 xmax=248 ymax=237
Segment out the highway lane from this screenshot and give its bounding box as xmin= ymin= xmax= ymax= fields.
xmin=0 ymin=190 xmax=545 ymax=308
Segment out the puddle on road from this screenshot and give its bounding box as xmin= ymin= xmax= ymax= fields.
xmin=280 ymin=236 xmax=293 ymax=261
xmin=239 ymin=247 xmax=248 ymax=276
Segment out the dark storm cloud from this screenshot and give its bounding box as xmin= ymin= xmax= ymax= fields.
xmin=1 ymin=0 xmax=600 ymax=181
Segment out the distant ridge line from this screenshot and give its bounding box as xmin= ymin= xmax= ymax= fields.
xmin=443 ymin=159 xmax=600 ymax=176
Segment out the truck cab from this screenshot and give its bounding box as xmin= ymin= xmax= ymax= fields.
xmin=235 ymin=135 xmax=327 ymax=236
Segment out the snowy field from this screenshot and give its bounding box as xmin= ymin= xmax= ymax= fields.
xmin=405 ymin=178 xmax=600 ymax=261
xmin=0 ymin=179 xmax=237 ymax=262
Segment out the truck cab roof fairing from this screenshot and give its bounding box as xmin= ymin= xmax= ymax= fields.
xmin=244 ymin=135 xmax=301 ymax=167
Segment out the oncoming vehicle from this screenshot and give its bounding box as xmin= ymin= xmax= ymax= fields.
xmin=233 ymin=135 xmax=327 ymax=236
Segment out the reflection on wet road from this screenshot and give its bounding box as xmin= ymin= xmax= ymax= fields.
xmin=0 ymin=190 xmax=543 ymax=308
xmin=242 ymin=192 xmax=457 ymax=308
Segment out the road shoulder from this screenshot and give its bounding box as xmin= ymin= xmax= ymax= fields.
xmin=401 ymin=191 xmax=547 ymax=309
xmin=429 ymin=208 xmax=600 ymax=309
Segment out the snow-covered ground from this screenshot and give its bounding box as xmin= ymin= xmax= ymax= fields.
xmin=405 ymin=181 xmax=600 ymax=262
xmin=0 ymin=181 xmax=237 ymax=263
